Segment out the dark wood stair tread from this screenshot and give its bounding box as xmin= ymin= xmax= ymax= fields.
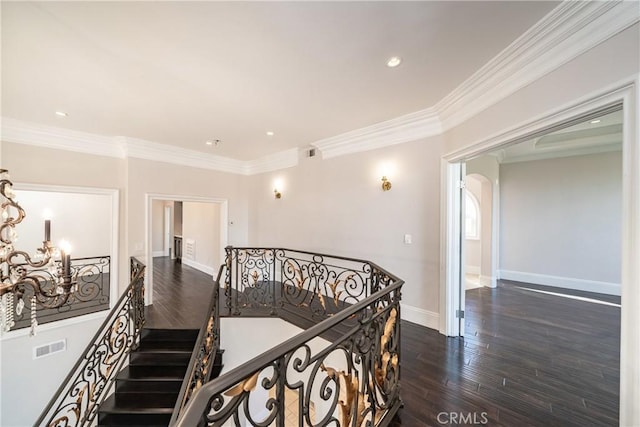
xmin=116 ymin=366 xmax=184 ymax=381
xmin=98 ymin=326 xmax=220 ymax=425
xmin=100 ymin=394 xmax=175 ymax=413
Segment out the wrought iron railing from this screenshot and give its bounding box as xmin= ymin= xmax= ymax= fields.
xmin=13 ymin=256 xmax=110 ymax=330
xmin=169 ymin=263 xmax=223 ymax=425
xmin=175 ymin=247 xmax=403 ymax=427
xmin=34 ymin=257 xmax=145 ymax=427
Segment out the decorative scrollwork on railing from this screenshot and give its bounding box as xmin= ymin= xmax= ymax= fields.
xmin=11 ymin=256 xmax=111 ymax=330
xmin=224 ymin=247 xmax=380 ymax=319
xmin=175 ymin=247 xmax=402 ymax=427
xmin=225 ymin=248 xmax=277 ymax=315
xmin=34 ymin=257 xmax=146 ymax=427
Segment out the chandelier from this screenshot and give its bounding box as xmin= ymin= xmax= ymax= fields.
xmin=0 ymin=169 xmax=75 ymax=335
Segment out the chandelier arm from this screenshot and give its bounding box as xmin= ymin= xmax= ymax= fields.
xmin=6 ymin=249 xmax=53 ymax=269
xmin=10 ymin=276 xmax=71 ymax=309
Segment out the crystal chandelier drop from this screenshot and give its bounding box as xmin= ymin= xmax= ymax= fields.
xmin=0 ymin=169 xmax=75 ymax=335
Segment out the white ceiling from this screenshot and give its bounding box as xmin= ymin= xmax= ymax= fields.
xmin=493 ymin=109 xmax=623 ymax=164
xmin=1 ymin=1 xmax=558 ymax=160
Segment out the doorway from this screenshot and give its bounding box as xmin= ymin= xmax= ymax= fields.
xmin=145 ymin=194 xmax=228 ymax=306
xmin=440 ymin=81 xmax=640 ymax=422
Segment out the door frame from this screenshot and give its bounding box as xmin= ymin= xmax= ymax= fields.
xmin=145 ymin=193 xmax=228 ymax=305
xmin=440 ymin=75 xmax=639 ymax=424
xmin=163 ymin=205 xmax=172 ymax=256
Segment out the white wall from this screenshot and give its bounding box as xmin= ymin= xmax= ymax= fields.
xmin=151 ymin=199 xmax=165 ymax=255
xmin=248 ymin=136 xmax=443 ymax=329
xmin=499 ymin=151 xmax=622 ymax=294
xmin=0 ymin=314 xmax=107 ymax=426
xmin=182 ymin=201 xmax=220 ymax=275
xmin=13 ymin=190 xmax=111 ymax=259
xmin=464 ymin=176 xmax=482 ymax=273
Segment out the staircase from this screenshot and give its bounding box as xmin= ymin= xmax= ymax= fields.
xmin=98 ymin=328 xmax=224 ymax=426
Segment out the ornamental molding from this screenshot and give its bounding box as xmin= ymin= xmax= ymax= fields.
xmin=2 ymin=1 xmax=638 ymax=170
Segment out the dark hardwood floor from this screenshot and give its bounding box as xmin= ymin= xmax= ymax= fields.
xmin=145 ymin=257 xmax=215 ymax=329
xmin=392 ymin=281 xmax=620 ymax=427
xmin=148 ymin=259 xmax=621 ymax=426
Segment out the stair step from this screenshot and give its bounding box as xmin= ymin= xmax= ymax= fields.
xmin=130 ymin=350 xmax=192 ymax=366
xmin=115 ymin=375 xmax=183 ymax=394
xmin=114 ymin=391 xmax=178 ymax=407
xmin=98 ymin=395 xmax=172 ymax=425
xmin=127 ymin=364 xmax=187 ymax=378
xmin=211 ymin=363 xmax=224 ymax=379
xmin=115 ymin=366 xmax=184 ymax=381
xmin=138 ymin=339 xmax=195 ymax=352
xmin=140 ymin=328 xmax=198 ymax=342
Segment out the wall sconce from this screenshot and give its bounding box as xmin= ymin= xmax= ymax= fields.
xmin=273 ymin=178 xmax=283 ymax=199
xmin=381 ymin=176 xmax=392 ymax=191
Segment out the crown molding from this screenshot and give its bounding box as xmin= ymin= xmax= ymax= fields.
xmin=2 ymin=1 xmax=637 ymax=167
xmin=1 ymin=118 xmax=298 ymax=176
xmin=122 ymin=136 xmax=246 ymax=175
xmin=243 ymin=148 xmax=299 ymax=175
xmin=0 ymin=117 xmax=125 ymax=158
xmin=436 ymin=0 xmax=640 ymax=132
xmin=311 ymin=107 xmax=442 ymax=159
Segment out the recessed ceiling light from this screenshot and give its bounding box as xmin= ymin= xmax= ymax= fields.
xmin=386 ymin=56 xmax=402 ymax=68
xmin=590 ymin=119 xmax=601 ymax=124
xmin=266 ymin=131 xmax=274 ymax=136
xmin=55 ymin=111 xmax=68 ymax=117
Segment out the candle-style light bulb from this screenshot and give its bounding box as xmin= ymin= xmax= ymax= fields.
xmin=43 ymin=209 xmax=53 ymax=242
xmin=59 ymin=240 xmax=72 ymax=278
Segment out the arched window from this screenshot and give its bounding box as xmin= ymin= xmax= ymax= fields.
xmin=465 ymin=190 xmax=480 ymax=240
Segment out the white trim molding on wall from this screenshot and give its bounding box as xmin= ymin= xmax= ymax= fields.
xmin=181 ymin=258 xmax=215 ymax=277
xmin=499 ymin=270 xmax=620 ymax=296
xmin=2 ymin=2 xmax=637 ymax=169
xmin=12 ymin=183 xmax=120 ymax=316
xmin=401 ymin=304 xmax=439 ymax=331
xmin=441 ymin=74 xmax=640 ymax=427
xmin=152 ymin=251 xmax=165 ymax=258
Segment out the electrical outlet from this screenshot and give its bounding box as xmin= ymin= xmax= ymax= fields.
xmin=404 ymin=234 xmax=412 ymax=244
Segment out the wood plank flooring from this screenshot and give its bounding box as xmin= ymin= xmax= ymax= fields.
xmin=391 ymin=281 xmax=620 ymax=427
xmin=145 ymin=257 xmax=215 ymax=329
xmin=147 ymin=259 xmax=621 ymax=426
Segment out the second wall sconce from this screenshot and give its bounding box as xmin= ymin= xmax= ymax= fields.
xmin=381 ymin=176 xmax=392 ymax=191
xmin=273 ymin=178 xmax=283 ymax=199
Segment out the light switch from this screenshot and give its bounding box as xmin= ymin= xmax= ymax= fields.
xmin=404 ymin=234 xmax=412 ymax=244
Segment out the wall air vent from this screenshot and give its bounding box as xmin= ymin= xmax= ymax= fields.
xmin=33 ymin=339 xmax=67 ymax=359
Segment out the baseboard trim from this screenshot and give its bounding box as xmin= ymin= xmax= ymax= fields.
xmin=480 ymin=275 xmax=494 ymax=288
xmin=401 ymin=304 xmax=439 ymax=330
xmin=182 ymin=258 xmax=215 ymax=277
xmin=499 ymin=270 xmax=620 ymax=296
xmin=152 ymin=251 xmax=166 ymax=258
xmin=465 ymin=265 xmax=480 ymax=275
